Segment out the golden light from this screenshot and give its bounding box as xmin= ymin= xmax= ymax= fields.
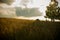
xmin=50 ymin=2 xmax=55 ymax=5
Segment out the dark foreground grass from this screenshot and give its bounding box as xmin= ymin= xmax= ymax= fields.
xmin=0 ymin=18 xmax=60 ymax=40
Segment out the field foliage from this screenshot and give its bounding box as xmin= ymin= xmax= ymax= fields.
xmin=0 ymin=18 xmax=60 ymax=40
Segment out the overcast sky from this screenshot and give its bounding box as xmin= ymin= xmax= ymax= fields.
xmin=0 ymin=0 xmax=60 ymax=20
xmin=11 ymin=0 xmax=50 ymax=16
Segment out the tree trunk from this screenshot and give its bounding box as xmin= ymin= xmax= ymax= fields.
xmin=46 ymin=18 xmax=47 ymax=22
xmin=51 ymin=19 xmax=55 ymax=22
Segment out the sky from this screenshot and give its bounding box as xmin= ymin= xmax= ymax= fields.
xmin=11 ymin=0 xmax=50 ymax=16
xmin=0 ymin=0 xmax=60 ymax=20
xmin=10 ymin=0 xmax=50 ymax=20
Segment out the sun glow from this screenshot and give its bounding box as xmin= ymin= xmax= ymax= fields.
xmin=50 ymin=2 xmax=55 ymax=5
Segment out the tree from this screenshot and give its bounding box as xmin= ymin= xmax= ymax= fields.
xmin=46 ymin=0 xmax=60 ymax=22
xmin=57 ymin=7 xmax=60 ymax=19
xmin=44 ymin=16 xmax=48 ymax=21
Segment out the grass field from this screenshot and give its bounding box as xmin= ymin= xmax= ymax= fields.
xmin=0 ymin=18 xmax=60 ymax=40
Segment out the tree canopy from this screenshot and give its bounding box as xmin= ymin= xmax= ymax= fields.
xmin=46 ymin=0 xmax=60 ymax=21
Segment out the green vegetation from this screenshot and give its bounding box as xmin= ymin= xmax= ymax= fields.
xmin=46 ymin=0 xmax=60 ymax=21
xmin=0 ymin=18 xmax=60 ymax=40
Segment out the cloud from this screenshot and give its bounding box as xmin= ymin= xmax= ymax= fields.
xmin=15 ymin=7 xmax=42 ymax=17
xmin=15 ymin=16 xmax=46 ymax=20
xmin=0 ymin=4 xmax=16 ymax=18
xmin=57 ymin=0 xmax=60 ymax=6
xmin=0 ymin=0 xmax=14 ymax=5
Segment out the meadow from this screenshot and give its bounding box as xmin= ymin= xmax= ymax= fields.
xmin=0 ymin=18 xmax=60 ymax=40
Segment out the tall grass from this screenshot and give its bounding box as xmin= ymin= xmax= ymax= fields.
xmin=0 ymin=18 xmax=60 ymax=40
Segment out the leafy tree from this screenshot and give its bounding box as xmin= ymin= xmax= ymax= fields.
xmin=44 ymin=16 xmax=48 ymax=21
xmin=56 ymin=7 xmax=60 ymax=19
xmin=46 ymin=0 xmax=60 ymax=21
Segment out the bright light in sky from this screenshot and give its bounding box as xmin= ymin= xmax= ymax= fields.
xmin=10 ymin=0 xmax=51 ymax=20
xmin=11 ymin=0 xmax=21 ymax=7
xmin=11 ymin=0 xmax=50 ymax=16
xmin=50 ymin=2 xmax=55 ymax=5
xmin=0 ymin=0 xmax=60 ymax=21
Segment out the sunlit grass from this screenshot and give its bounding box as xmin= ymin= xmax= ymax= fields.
xmin=0 ymin=18 xmax=60 ymax=40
